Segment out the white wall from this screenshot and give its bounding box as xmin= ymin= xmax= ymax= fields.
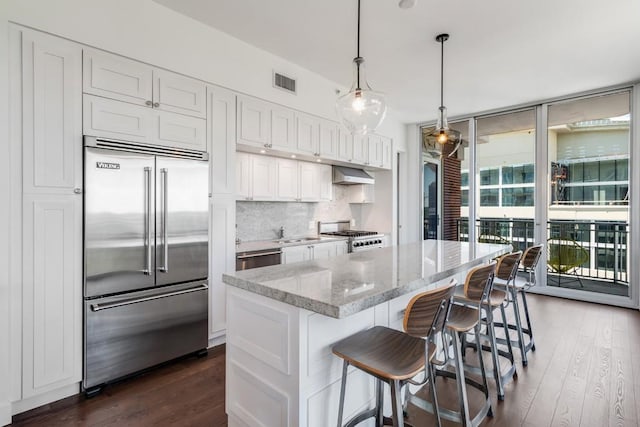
xmin=0 ymin=0 xmax=407 ymax=419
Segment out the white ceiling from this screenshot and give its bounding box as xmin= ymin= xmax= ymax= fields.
xmin=154 ymin=0 xmax=640 ymax=124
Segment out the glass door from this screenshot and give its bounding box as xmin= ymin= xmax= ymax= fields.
xmin=546 ymin=91 xmax=630 ymax=297
xmin=423 ymin=160 xmax=439 ymax=239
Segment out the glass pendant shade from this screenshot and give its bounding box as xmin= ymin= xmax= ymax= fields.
xmin=429 ymin=105 xmax=461 ymax=145
xmin=337 ymin=57 xmax=387 ymax=135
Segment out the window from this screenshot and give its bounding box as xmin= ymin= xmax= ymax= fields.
xmin=502 ymin=187 xmax=534 ymax=206
xmin=502 ymin=164 xmax=534 ymax=185
xmin=480 ymin=189 xmax=499 ymax=206
xmin=480 ymin=168 xmax=499 ymax=186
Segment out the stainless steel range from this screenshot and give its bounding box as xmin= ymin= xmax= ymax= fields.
xmin=318 ymin=220 xmax=385 ymax=252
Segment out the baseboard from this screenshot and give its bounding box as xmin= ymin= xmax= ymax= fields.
xmin=208 ymin=330 xmax=226 ymax=348
xmin=11 ymin=382 xmax=79 ymax=416
xmin=0 ymin=401 xmax=11 ymax=427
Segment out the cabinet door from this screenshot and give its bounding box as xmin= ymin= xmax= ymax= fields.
xmin=276 ymin=158 xmax=299 ymax=201
xmin=236 ymin=152 xmax=251 ymax=199
xmin=208 ymin=85 xmax=236 ymax=194
xmin=338 ymin=130 xmax=354 ymax=163
xmin=271 ymin=107 xmax=296 ymax=151
xmin=318 ymin=120 xmax=338 ymax=159
xmin=317 ymin=164 xmax=333 ymax=202
xmin=311 ymin=242 xmax=336 ymax=260
xmin=209 ymin=194 xmax=235 ymax=339
xmin=22 ymin=31 xmax=82 ymax=195
xmin=22 ymin=194 xmax=82 ymax=398
xmin=282 ymin=245 xmax=310 ymax=264
xmin=381 ymin=137 xmax=392 ymax=170
xmin=237 ymin=96 xmax=271 ymax=148
xmin=153 ymin=69 xmax=206 ymax=118
xmin=299 ymin=161 xmax=320 ymax=201
xmin=152 ymin=110 xmax=207 ymax=152
xmin=83 ymin=48 xmax=153 ymax=106
xmin=250 ymin=155 xmax=277 ymax=200
xmin=352 ymin=135 xmax=368 ymax=164
xmin=336 ymin=240 xmax=349 ymax=256
xmin=296 ymin=113 xmax=319 ymax=155
xmin=83 ymin=94 xmax=153 ymax=144
xmin=367 ymin=134 xmax=383 ymax=167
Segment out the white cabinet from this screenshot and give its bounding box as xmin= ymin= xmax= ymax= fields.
xmin=237 ymin=95 xmax=295 ymax=152
xmin=296 ymin=114 xmax=339 ymax=159
xmin=83 ymin=95 xmax=207 ymax=152
xmin=236 ymin=152 xmax=277 ymax=201
xmin=338 ymin=130 xmax=354 ymax=163
xmin=366 ymin=134 xmax=383 ymax=167
xmin=352 ymin=135 xmax=368 ymax=164
xmin=208 ymin=85 xmax=236 ymax=194
xmin=83 ymin=48 xmax=206 ymax=118
xmin=22 ymin=195 xmax=82 ymax=398
xmin=281 ymin=245 xmax=312 ymax=264
xmin=281 ymin=241 xmax=345 ymax=264
xmin=239 ymin=153 xmax=332 ymax=202
xmin=276 ymin=158 xmax=299 ymax=200
xmin=381 ymin=137 xmax=392 ymax=170
xmin=18 ymin=28 xmax=83 ymax=401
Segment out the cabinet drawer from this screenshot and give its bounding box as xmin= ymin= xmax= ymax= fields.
xmin=83 ymin=94 xmax=153 ymax=144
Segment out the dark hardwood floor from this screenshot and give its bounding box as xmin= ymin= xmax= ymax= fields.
xmin=11 ymin=294 xmax=640 ymax=426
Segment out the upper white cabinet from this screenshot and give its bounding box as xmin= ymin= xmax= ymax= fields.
xmin=237 ymin=95 xmax=295 ymax=152
xmin=238 ymin=153 xmax=332 ymax=202
xmin=237 ymin=96 xmax=271 ymax=148
xmin=83 ymin=49 xmax=206 ymax=118
xmin=381 ymin=137 xmax=392 ymax=170
xmin=208 ymin=85 xmax=236 ymax=195
xmin=22 ymin=30 xmax=83 ymax=195
xmin=16 ymin=27 xmax=83 ymax=401
xmin=296 ymin=113 xmax=339 ymax=159
xmin=236 ymin=95 xmax=391 ymax=170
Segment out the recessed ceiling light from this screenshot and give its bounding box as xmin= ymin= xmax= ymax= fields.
xmin=260 ymin=149 xmax=266 ymax=154
xmin=291 ymin=154 xmax=296 ymax=158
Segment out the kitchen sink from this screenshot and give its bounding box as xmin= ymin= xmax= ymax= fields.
xmin=273 ymin=237 xmax=321 ymax=244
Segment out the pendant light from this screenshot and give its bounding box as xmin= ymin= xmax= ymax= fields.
xmin=336 ymin=0 xmax=387 ymax=135
xmin=426 ymin=33 xmax=461 ymax=146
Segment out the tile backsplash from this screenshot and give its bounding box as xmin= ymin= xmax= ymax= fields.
xmin=236 ymin=185 xmax=362 ymax=241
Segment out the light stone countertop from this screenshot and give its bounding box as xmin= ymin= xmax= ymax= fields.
xmin=223 ymin=240 xmax=511 ymax=318
xmin=235 ymin=235 xmax=349 ymax=253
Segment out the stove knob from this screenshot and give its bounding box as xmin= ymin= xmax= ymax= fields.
xmin=365 ymin=241 xmax=371 ymax=245
xmin=376 ymin=239 xmax=382 ymax=244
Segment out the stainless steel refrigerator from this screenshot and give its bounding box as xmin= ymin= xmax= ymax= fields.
xmin=83 ymin=137 xmax=209 ymax=393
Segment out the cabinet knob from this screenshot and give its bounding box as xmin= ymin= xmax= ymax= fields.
xmin=264 ymin=143 xmax=269 ymax=148
xmin=153 ymin=102 xmax=160 ymax=108
xmin=145 ymin=100 xmax=152 ymax=106
xmin=73 ymin=188 xmax=82 ymax=194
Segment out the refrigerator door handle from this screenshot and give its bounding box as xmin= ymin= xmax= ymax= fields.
xmin=90 ymin=283 xmax=208 ymax=312
xmin=159 ymin=168 xmax=169 ymax=273
xmin=144 ymin=166 xmax=152 ymax=275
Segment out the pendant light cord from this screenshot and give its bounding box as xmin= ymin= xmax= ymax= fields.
xmin=356 ymin=0 xmax=361 ymax=90
xmin=440 ymin=37 xmax=444 ymax=109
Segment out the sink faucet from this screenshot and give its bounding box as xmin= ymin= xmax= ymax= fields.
xmin=278 ymin=226 xmax=285 ymax=239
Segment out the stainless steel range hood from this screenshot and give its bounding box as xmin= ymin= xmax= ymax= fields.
xmin=332 ymin=166 xmax=375 ymax=185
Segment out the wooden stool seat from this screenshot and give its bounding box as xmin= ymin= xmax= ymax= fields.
xmin=454 ymin=285 xmax=507 ymax=307
xmin=446 ymin=304 xmax=478 ymax=332
xmin=332 ymin=325 xmax=435 ymax=381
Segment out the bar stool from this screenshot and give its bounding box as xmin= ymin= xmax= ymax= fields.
xmin=414 ymin=263 xmax=495 ymax=427
xmin=495 ymin=244 xmax=542 ymax=365
xmin=454 ymin=255 xmax=517 ymax=401
xmin=332 ymin=283 xmax=456 ymax=427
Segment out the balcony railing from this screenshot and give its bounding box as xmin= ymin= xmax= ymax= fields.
xmin=456 ymin=217 xmax=628 ymax=286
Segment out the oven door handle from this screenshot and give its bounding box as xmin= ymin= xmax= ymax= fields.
xmin=236 ymin=251 xmax=282 ymax=260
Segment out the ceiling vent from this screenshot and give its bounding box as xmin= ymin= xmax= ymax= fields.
xmin=273 ymin=72 xmax=297 ymax=94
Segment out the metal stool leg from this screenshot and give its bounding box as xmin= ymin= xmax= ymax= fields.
xmin=427 ymin=363 xmax=443 ymax=427
xmin=499 ymin=302 xmax=515 ymax=367
xmin=375 ymin=379 xmax=384 ymax=427
xmin=485 ymin=307 xmax=505 ymax=400
xmin=520 ymin=289 xmax=536 ymax=351
xmin=452 ymin=331 xmax=472 ymax=426
xmin=510 ymin=286 xmax=528 ymax=365
xmin=390 ymin=379 xmax=405 ymax=427
xmin=337 ymin=361 xmax=349 ymax=427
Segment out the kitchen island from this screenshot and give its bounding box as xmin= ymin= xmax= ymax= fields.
xmin=222 ymin=240 xmax=510 ymax=427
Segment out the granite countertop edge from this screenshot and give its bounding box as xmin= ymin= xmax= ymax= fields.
xmin=235 ymin=236 xmax=349 ymax=253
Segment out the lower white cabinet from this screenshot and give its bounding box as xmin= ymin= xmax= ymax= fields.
xmin=281 ymin=241 xmax=347 ymax=265
xmin=22 ymin=194 xmax=82 ymax=398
